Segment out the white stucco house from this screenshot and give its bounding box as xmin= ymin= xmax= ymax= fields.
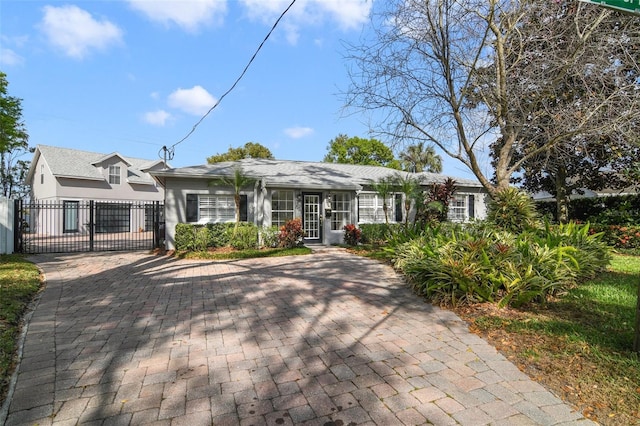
xmin=25 ymin=145 xmax=166 ymax=236
xmin=150 ymin=158 xmax=488 ymax=250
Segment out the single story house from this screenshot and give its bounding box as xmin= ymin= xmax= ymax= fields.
xmin=150 ymin=158 xmax=488 ymax=249
xmin=25 ymin=145 xmax=166 ymax=235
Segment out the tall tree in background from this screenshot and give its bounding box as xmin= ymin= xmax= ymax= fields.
xmin=324 ymin=134 xmax=401 ymax=169
xmin=399 ymin=142 xmax=442 ymax=173
xmin=344 ymin=0 xmax=640 ymax=199
xmin=0 ymin=71 xmax=31 ymax=199
xmin=489 ymin=1 xmax=640 ymax=222
xmin=207 ymin=142 xmax=274 ymax=164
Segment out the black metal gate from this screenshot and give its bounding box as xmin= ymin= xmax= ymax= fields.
xmin=14 ymin=200 xmax=164 ymax=254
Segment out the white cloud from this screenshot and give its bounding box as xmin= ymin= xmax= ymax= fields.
xmin=317 ymin=0 xmax=372 ymax=30
xmin=144 ymin=110 xmax=172 ymax=126
xmin=127 ymin=0 xmax=227 ymax=32
xmin=168 ymin=85 xmax=217 ymax=116
xmin=240 ymin=0 xmax=371 ymax=44
xmin=284 ymin=126 xmax=314 ymax=138
xmin=39 ymin=5 xmax=123 ymax=59
xmin=0 ymin=48 xmax=24 ymax=66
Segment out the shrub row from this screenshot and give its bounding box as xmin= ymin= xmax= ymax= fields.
xmin=536 ymin=193 xmax=640 ymax=225
xmin=174 ymin=219 xmax=304 ymax=252
xmin=175 ymin=223 xmax=262 ymax=251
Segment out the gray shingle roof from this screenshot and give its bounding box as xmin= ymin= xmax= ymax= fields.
xmin=30 ymin=145 xmax=160 ymax=185
xmin=151 ymin=158 xmax=483 ymax=190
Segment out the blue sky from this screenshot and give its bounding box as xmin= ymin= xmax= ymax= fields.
xmin=1 ymin=0 xmax=475 ymax=178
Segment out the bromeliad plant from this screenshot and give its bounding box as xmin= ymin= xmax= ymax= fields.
xmin=486 ymin=187 xmax=541 ymax=233
xmin=388 ymin=221 xmax=610 ymax=308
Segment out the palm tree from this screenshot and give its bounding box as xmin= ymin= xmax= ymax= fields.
xmin=393 ymin=173 xmax=422 ymax=226
xmin=209 ymin=167 xmax=255 ymax=233
xmin=372 ymin=176 xmax=395 ymax=224
xmin=400 ymin=142 xmax=443 ymax=173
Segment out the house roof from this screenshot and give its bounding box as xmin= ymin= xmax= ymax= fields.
xmin=26 ymin=145 xmax=165 ymax=185
xmin=150 ymin=158 xmax=484 ymax=191
xmin=91 ymin=152 xmax=132 ymax=167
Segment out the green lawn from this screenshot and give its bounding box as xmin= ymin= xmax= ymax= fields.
xmin=0 ymin=254 xmax=42 ymax=404
xmin=468 ymin=253 xmax=640 ymax=424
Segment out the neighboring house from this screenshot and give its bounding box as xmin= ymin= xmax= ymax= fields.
xmin=150 ymin=158 xmax=488 ymax=249
xmin=532 ymin=186 xmax=639 ymax=202
xmin=25 ymin=145 xmax=166 ymax=235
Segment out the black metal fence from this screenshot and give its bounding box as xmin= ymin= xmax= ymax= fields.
xmin=14 ymin=200 xmax=164 ymax=254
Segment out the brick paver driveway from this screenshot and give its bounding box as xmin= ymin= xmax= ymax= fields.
xmin=2 ymin=248 xmax=594 ymax=425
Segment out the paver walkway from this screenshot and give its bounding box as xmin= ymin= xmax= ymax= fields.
xmin=2 ymin=249 xmax=596 ymax=425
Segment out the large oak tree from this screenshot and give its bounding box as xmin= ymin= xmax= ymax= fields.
xmin=344 ymin=0 xmax=640 ymax=201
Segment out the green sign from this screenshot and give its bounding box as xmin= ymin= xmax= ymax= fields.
xmin=580 ymin=0 xmax=640 ymax=14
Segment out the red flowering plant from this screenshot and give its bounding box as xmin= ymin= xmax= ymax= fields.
xmin=591 ymin=224 xmax=640 ymax=249
xmin=278 ymin=218 xmax=305 ymax=248
xmin=343 ymin=224 xmax=362 ymax=246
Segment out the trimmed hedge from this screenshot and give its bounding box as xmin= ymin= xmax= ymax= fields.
xmin=536 ymin=193 xmax=640 ymax=225
xmin=175 ymin=222 xmax=273 ymax=251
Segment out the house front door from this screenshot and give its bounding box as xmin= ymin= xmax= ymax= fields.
xmin=303 ymin=193 xmax=322 ymax=243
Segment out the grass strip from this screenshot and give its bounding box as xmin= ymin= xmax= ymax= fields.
xmin=0 ymin=255 xmax=42 ymax=404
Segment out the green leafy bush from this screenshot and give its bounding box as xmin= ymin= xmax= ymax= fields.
xmin=359 ymin=223 xmax=400 ymax=245
xmin=486 ymin=187 xmax=540 ymax=233
xmin=278 ymin=218 xmax=305 ymax=248
xmin=343 ymin=224 xmax=362 ymax=246
xmin=205 ymin=223 xmax=234 ymax=247
xmin=229 ymin=223 xmax=259 ymax=250
xmin=175 ymin=223 xmax=210 ymax=251
xmin=260 ymin=226 xmax=280 ymax=248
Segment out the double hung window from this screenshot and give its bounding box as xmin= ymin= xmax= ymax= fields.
xmin=108 ymin=165 xmax=121 ymax=185
xmin=186 ymin=194 xmax=245 ymax=223
xmin=271 ymin=190 xmax=294 ymax=227
xmin=331 ymin=193 xmax=351 ymax=230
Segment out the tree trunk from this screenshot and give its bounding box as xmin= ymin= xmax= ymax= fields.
xmin=555 ymin=164 xmax=569 ymax=224
xmin=233 ymin=194 xmax=240 ymax=235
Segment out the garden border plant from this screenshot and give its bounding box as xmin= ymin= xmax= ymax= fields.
xmin=174 ymin=219 xmax=308 ymax=256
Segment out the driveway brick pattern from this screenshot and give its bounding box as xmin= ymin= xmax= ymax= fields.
xmin=3 ymin=249 xmax=595 ymax=425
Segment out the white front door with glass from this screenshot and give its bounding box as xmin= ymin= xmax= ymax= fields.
xmin=303 ymin=193 xmax=321 ymax=241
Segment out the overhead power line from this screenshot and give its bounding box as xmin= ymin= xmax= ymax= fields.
xmin=160 ymin=0 xmax=297 ymax=163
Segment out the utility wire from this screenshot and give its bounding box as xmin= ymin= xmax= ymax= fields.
xmin=161 ymin=0 xmax=297 ymax=162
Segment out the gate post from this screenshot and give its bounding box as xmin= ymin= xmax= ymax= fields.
xmin=153 ymin=201 xmax=163 ymax=249
xmin=89 ymin=200 xmax=94 ymax=252
xmin=13 ymin=199 xmax=21 ymax=253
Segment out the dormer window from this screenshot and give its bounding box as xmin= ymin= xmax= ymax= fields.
xmin=108 ymin=165 xmax=121 ymax=185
